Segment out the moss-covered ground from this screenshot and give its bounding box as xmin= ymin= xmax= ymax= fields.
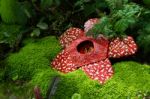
xmin=0 ymin=36 xmax=150 ymax=99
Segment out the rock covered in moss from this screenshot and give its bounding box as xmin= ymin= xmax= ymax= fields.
xmin=4 ymin=36 xmax=61 ymax=81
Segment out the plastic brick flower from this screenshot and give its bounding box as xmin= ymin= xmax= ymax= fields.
xmin=51 ymin=18 xmax=137 ymax=84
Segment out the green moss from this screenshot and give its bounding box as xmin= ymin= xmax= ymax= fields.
xmin=52 ymin=70 xmax=101 ymax=99
xmin=28 ymin=60 xmax=150 ymax=99
xmin=29 ymin=68 xmax=59 ymax=98
xmin=4 ymin=36 xmax=61 ymax=81
xmin=99 ymin=61 xmax=150 ymax=99
xmin=2 ymin=35 xmax=150 ymax=99
xmin=51 ymin=61 xmax=150 ymax=99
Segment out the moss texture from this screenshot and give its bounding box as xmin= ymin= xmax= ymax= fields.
xmin=2 ymin=36 xmax=150 ymax=99
xmin=31 ymin=61 xmax=150 ymax=99
xmin=4 ymin=36 xmax=61 ymax=81
xmin=50 ymin=62 xmax=150 ymax=99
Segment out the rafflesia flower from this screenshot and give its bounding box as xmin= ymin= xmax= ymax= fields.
xmin=52 ymin=33 xmax=113 ymax=84
xmin=51 ymin=18 xmax=137 ymax=84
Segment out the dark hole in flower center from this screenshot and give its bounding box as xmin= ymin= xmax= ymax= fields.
xmin=77 ymin=40 xmax=94 ymax=54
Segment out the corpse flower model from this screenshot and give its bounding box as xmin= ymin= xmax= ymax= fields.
xmin=51 ymin=18 xmax=137 ymax=84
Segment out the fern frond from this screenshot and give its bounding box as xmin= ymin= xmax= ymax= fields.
xmin=87 ymin=2 xmax=143 ymax=38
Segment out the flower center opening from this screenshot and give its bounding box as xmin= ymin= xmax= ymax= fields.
xmin=77 ymin=40 xmax=94 ymax=54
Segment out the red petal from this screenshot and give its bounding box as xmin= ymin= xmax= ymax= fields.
xmin=108 ymin=36 xmax=137 ymax=58
xmin=84 ymin=18 xmax=99 ymax=33
xmin=59 ymin=27 xmax=85 ymax=48
xmin=123 ymin=36 xmax=137 ymax=55
xmin=51 ymin=49 xmax=79 ymax=73
xmin=82 ymin=58 xmax=114 ymax=84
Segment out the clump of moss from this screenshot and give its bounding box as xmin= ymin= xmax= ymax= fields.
xmin=49 ymin=61 xmax=149 ymax=99
xmin=29 ymin=69 xmax=59 ymax=98
xmin=99 ymin=61 xmax=150 ymax=99
xmin=53 ymin=70 xmax=101 ymax=99
xmin=4 ymin=36 xmax=61 ymax=81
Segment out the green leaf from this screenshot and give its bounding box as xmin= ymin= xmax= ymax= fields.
xmin=30 ymin=28 xmax=41 ymax=37
xmin=37 ymin=22 xmax=48 ymax=30
xmin=24 ymin=8 xmax=31 ymax=18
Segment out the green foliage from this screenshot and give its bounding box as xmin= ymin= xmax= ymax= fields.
xmin=105 ymin=0 xmax=128 ymax=10
xmin=135 ymin=9 xmax=150 ymax=58
xmin=0 ymin=24 xmax=23 ymax=48
xmin=87 ymin=2 xmax=142 ymax=38
xmin=40 ymin=0 xmax=61 ymax=9
xmin=88 ymin=16 xmax=114 ymax=38
xmin=0 ymin=0 xmax=27 ymax=24
xmin=0 ymin=0 xmax=108 ymax=40
xmin=74 ymin=0 xmax=107 ymax=17
xmin=4 ymin=36 xmax=61 ymax=81
xmin=137 ymin=23 xmax=150 ymax=55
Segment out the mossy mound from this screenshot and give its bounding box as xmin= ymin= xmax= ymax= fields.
xmin=2 ymin=36 xmax=150 ymax=99
xmin=4 ymin=36 xmax=61 ymax=81
xmin=99 ymin=62 xmax=150 ymax=99
xmin=31 ymin=61 xmax=150 ymax=99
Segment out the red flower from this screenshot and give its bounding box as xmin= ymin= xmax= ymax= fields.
xmin=51 ymin=18 xmax=137 ymax=84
